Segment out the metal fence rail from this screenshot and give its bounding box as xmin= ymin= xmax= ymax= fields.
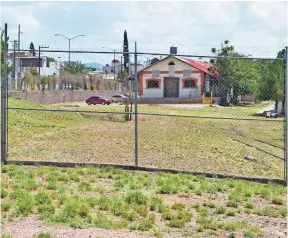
xmin=1 ymin=23 xmax=287 ymax=183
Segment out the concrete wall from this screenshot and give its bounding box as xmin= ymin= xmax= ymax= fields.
xmin=8 ymin=90 xmax=119 ymax=105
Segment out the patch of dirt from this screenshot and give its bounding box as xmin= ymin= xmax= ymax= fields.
xmin=228 ymin=213 xmax=287 ymax=238
xmin=3 ymin=218 xmax=153 ymax=238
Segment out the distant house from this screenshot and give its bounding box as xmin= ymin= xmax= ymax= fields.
xmin=137 ymin=55 xmax=218 ymax=103
xmin=84 ymin=62 xmax=103 ymax=75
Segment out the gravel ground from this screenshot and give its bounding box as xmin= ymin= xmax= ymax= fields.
xmin=3 ymin=218 xmax=153 ymax=238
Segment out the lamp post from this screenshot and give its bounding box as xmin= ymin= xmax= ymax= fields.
xmin=55 ymin=34 xmax=85 ymax=64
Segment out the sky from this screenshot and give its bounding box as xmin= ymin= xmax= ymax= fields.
xmin=1 ymin=1 xmax=287 ymax=64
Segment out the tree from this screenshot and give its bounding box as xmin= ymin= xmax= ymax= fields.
xmin=46 ymin=57 xmax=55 ymax=67
xmin=123 ymin=30 xmax=129 ymax=74
xmin=258 ymin=51 xmax=285 ymax=113
xmin=118 ymin=70 xmax=134 ymax=121
xmin=209 ymin=40 xmax=260 ymax=106
xmin=23 ymin=71 xmax=34 ymax=91
xmin=60 ymin=61 xmax=87 ymax=75
xmin=29 ymin=42 xmax=36 ymax=56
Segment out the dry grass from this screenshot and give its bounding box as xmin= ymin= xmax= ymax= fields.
xmin=7 ymin=98 xmax=284 ymax=179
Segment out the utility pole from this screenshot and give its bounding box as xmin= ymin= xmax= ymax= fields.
xmin=38 ymin=45 xmax=49 ymax=76
xmin=10 ymin=40 xmax=18 ymax=83
xmin=15 ymin=25 xmax=23 ymax=90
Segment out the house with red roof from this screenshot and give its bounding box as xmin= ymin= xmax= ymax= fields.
xmin=138 ymin=55 xmax=219 ymax=103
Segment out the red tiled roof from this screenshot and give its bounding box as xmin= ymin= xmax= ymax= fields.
xmin=176 ymin=57 xmax=215 ymax=75
xmin=138 ymin=55 xmax=218 ymax=76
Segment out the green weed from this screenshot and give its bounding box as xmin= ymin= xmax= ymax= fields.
xmin=35 ymin=190 xmax=51 ymax=205
xmin=33 ymin=231 xmax=53 ymax=238
xmin=215 ymin=206 xmax=227 ymax=214
xmin=244 ymin=202 xmax=254 ymax=209
xmin=125 ymin=191 xmax=148 ymax=205
xmin=78 ymin=181 xmax=92 ymax=192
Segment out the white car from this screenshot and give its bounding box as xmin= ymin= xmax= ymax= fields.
xmin=112 ymin=94 xmax=129 ymax=104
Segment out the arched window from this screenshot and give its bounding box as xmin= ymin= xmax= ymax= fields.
xmin=184 ymin=80 xmax=196 ymax=88
xmin=168 ymin=61 xmax=175 ymax=65
xmin=148 ymin=80 xmax=159 ymax=88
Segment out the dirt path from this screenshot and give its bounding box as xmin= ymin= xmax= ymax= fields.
xmin=2 ymin=218 xmax=154 ymax=238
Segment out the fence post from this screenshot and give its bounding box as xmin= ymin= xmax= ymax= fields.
xmin=134 ymin=42 xmax=139 ymax=167
xmin=1 ymin=23 xmax=8 ymax=164
xmin=284 ymin=46 xmax=288 ymax=182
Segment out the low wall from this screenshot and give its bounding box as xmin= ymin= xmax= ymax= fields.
xmin=8 ymin=90 xmax=119 ymax=105
xmin=137 ymin=97 xmax=220 ymax=104
xmin=241 ymin=95 xmax=255 ymax=102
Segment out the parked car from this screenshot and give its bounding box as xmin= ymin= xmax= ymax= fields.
xmin=112 ymin=94 xmax=129 ymax=104
xmin=86 ymin=96 xmax=112 ymax=105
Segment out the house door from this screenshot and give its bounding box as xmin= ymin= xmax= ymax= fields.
xmin=164 ymin=77 xmax=179 ymax=98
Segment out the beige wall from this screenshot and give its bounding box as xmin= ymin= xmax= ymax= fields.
xmin=8 ymin=90 xmax=119 ymax=105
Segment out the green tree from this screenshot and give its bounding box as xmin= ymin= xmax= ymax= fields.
xmin=60 ymin=61 xmax=87 ymax=74
xmin=123 ymin=30 xmax=129 ymax=74
xmin=23 ymin=71 xmax=34 ymax=90
xmin=29 ymin=42 xmax=36 ymax=56
xmin=46 ymin=57 xmax=55 ymax=67
xmin=210 ymin=40 xmax=260 ymax=106
xmin=258 ymin=56 xmax=285 ymax=113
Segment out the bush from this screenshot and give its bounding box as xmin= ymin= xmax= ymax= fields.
xmin=125 ymin=191 xmax=148 ymax=205
xmin=35 ymin=190 xmax=51 ymax=205
xmin=215 ymin=206 xmax=227 ymax=214
xmin=78 ymin=181 xmax=92 ymax=191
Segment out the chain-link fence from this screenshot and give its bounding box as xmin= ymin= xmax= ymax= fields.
xmin=1 ymin=28 xmax=287 ymax=182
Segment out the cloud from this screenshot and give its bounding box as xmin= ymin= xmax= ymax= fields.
xmin=249 ymin=1 xmax=287 ymax=29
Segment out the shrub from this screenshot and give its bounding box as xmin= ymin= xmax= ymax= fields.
xmin=272 ymin=197 xmax=284 ymax=205
xmin=215 ymin=206 xmax=227 ymax=214
xmin=78 ymin=181 xmax=92 ymax=191
xmin=203 ymin=201 xmax=216 ymax=208
xmin=168 ymin=219 xmax=185 ymax=228
xmin=35 ymin=190 xmax=51 ymax=205
xmin=1 ymin=187 xmax=8 ymax=198
xmin=21 ymin=179 xmax=38 ymax=190
xmin=171 ymin=202 xmax=185 ymax=210
xmin=227 ymin=199 xmax=239 ymax=208
xmin=16 ymin=194 xmax=35 ymax=216
xmin=226 ymin=209 xmax=236 ymax=216
xmin=38 ymin=204 xmax=55 ymax=216
xmin=131 ymin=214 xmax=155 ymax=231
xmin=62 ymin=198 xmax=89 ymax=218
xmin=125 ymin=191 xmax=148 ymax=205
xmin=150 ymin=196 xmax=164 ymax=211
xmin=1 ymin=200 xmax=12 ymax=212
xmin=244 ymin=202 xmax=254 ymax=209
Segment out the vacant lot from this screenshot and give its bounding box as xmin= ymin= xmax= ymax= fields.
xmin=1 ymin=165 xmax=287 ymax=238
xmin=7 ymin=98 xmax=284 ymax=179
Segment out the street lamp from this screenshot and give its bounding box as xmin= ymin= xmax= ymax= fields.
xmin=55 ymin=34 xmax=85 ymax=64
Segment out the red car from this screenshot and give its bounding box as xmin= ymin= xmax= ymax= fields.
xmin=86 ymin=96 xmax=112 ymax=105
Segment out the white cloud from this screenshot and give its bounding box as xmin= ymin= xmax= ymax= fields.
xmin=250 ymin=1 xmax=287 ymax=29
xmin=200 ymin=2 xmax=238 ymax=25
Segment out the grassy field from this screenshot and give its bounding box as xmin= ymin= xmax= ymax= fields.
xmin=7 ymin=98 xmax=285 ymax=179
xmin=1 ymin=165 xmax=287 ymax=238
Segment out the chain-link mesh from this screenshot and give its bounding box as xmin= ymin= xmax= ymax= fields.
xmin=3 ymin=47 xmax=287 ymax=180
